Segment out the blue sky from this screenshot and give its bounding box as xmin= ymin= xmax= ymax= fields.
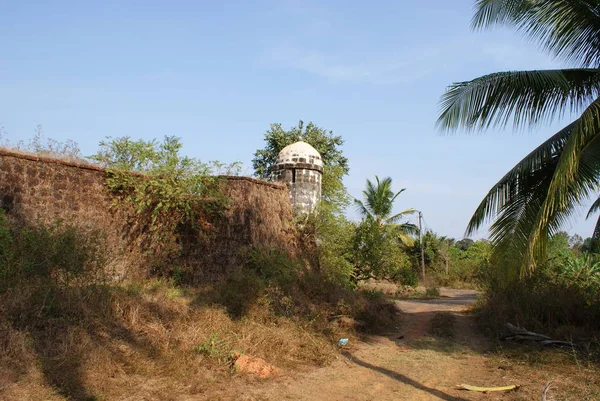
xmin=0 ymin=0 xmax=596 ymax=239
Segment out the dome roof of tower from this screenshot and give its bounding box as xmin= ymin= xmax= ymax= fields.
xmin=276 ymin=141 xmax=323 ymax=167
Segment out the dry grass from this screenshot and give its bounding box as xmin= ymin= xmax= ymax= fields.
xmin=0 ymin=279 xmax=343 ymax=401
xmin=484 ymin=344 xmax=600 ymax=400
xmin=0 ymin=149 xmax=403 ymax=399
xmin=0 ymin=264 xmax=401 ymax=401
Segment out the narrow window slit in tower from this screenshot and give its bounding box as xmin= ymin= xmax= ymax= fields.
xmin=292 ymin=169 xmax=296 ymax=183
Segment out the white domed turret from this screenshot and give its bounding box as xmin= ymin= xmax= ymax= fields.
xmin=272 ymin=141 xmax=323 ymax=214
xmin=276 ymin=141 xmax=323 ymax=168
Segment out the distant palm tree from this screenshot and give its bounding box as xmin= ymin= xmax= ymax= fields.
xmin=437 ymin=0 xmax=600 ymax=274
xmin=354 ymin=176 xmax=417 ymax=245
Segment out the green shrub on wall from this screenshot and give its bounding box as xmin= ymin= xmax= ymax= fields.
xmin=90 ymin=136 xmax=234 ymax=254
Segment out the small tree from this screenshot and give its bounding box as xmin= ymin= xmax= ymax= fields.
xmin=351 ymin=176 xmax=417 ymax=284
xmin=354 ymin=176 xmax=417 ymax=245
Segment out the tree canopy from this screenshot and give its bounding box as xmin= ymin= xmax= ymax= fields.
xmin=354 ymin=176 xmax=417 ymax=246
xmin=252 ymin=120 xmax=350 ymax=212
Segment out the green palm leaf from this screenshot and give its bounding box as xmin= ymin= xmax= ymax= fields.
xmin=438 ymin=69 xmax=600 ymax=131
xmin=440 ymin=1 xmax=600 ymax=274
xmin=355 ymin=176 xmax=416 ymax=241
xmin=387 ymin=208 xmax=417 ymax=225
xmin=473 ymin=0 xmax=600 ymax=67
xmin=527 ymin=98 xmax=600 ymax=269
xmin=466 ymin=120 xmax=600 ymax=274
xmin=466 ymin=122 xmax=574 ymax=237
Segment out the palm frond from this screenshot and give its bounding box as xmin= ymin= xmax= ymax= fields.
xmin=398 ymin=233 xmax=415 ymax=247
xmin=398 ymin=222 xmax=420 ymax=237
xmin=466 ymin=122 xmax=575 ymax=236
xmin=587 ymin=196 xmax=600 ymax=218
xmin=593 ymin=214 xmax=600 ymax=241
xmin=472 ymin=0 xmax=600 ymax=67
xmin=585 ymin=193 xmax=600 ymax=240
xmin=354 ymin=199 xmax=372 ymax=220
xmin=386 ymin=208 xmax=417 ymax=224
xmin=438 ymin=69 xmax=600 ymax=131
xmin=389 ymin=187 xmax=407 ymax=204
xmin=527 ymin=98 xmax=600 ymax=269
xmin=466 ymin=116 xmax=600 ymax=274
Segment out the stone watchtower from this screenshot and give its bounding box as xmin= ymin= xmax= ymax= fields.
xmin=272 ymin=141 xmax=323 ymax=214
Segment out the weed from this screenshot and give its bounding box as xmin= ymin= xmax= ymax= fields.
xmin=195 ymin=333 xmax=235 ymax=364
xmin=429 ymin=312 xmax=455 ymax=338
xmin=425 ymin=287 xmax=440 ymax=298
xmin=361 ymin=289 xmax=385 ymax=301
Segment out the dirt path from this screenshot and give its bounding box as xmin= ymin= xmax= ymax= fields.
xmin=204 ymin=289 xmax=575 ymax=400
xmin=395 ymin=288 xmax=479 ymax=343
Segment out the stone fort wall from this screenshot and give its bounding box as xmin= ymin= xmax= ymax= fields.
xmin=0 ymin=148 xmax=298 ymax=280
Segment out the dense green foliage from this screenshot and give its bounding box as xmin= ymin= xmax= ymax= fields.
xmin=213 ymin=245 xmax=400 ymax=332
xmin=438 ymin=0 xmax=600 ymax=275
xmin=305 ymin=202 xmax=355 ymax=284
xmin=480 ymin=231 xmax=600 ymax=338
xmin=351 ymin=221 xmax=416 ymax=285
xmin=354 ymin=176 xmax=417 ymax=246
xmin=406 ymin=231 xmax=491 ymax=288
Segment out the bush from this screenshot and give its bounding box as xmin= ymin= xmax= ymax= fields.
xmin=91 ymin=136 xmax=228 ymax=230
xmin=90 ymin=136 xmax=239 ymax=277
xmin=393 ymin=267 xmax=419 ymax=287
xmin=0 ymin=210 xmax=106 ymax=291
xmin=304 ymin=202 xmax=355 ymax=287
xmin=246 ymin=246 xmax=302 ymax=291
xmin=352 ymin=220 xmax=414 ymax=284
xmin=214 ymin=268 xmax=266 ymax=318
xmin=477 ymin=253 xmax=600 ymax=340
xmin=425 ymin=287 xmax=440 ymax=298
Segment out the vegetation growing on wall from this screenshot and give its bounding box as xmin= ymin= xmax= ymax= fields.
xmin=0 ymin=209 xmax=107 ymax=291
xmin=0 ymin=125 xmax=84 ymax=162
xmin=90 ymin=136 xmax=234 ymax=257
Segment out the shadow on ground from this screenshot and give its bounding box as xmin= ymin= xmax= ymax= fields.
xmin=342 ymin=352 xmax=469 ymax=401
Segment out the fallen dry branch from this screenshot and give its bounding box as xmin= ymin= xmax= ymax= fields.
xmin=457 ymin=384 xmax=519 ymax=393
xmin=541 ymin=381 xmax=553 ymax=401
xmin=502 ymin=323 xmax=576 ymax=349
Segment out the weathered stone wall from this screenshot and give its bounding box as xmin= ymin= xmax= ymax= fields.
xmin=0 ymin=149 xmax=297 ymax=279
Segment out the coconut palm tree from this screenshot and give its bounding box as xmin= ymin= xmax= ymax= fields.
xmin=437 ymin=0 xmax=600 ymax=275
xmin=354 ymin=176 xmax=417 ymax=245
